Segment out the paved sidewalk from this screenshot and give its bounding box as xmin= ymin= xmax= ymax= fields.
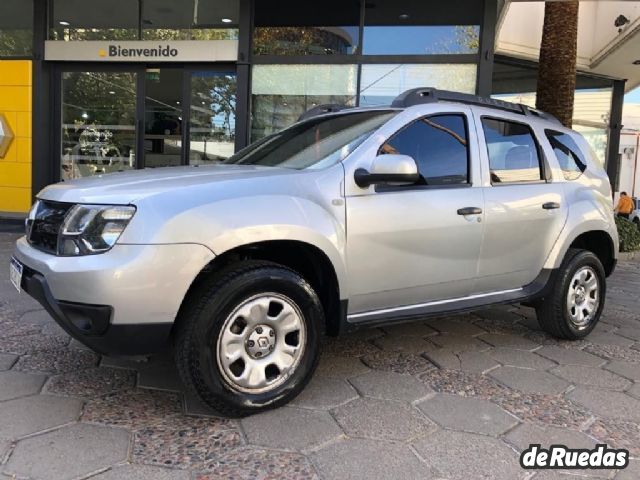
xmin=1 ymin=231 xmax=639 ymax=480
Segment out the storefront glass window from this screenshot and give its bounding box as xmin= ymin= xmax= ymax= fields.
xmin=362 ymin=0 xmax=481 ymax=55
xmin=144 ymin=68 xmax=183 ymax=168
xmin=51 ymin=0 xmax=240 ymax=41
xmin=61 ymin=71 xmax=137 ymax=179
xmin=0 ymin=0 xmax=33 ymax=56
xmin=363 ymin=26 xmax=479 ymax=55
xmin=189 ymin=71 xmax=237 ymax=164
xmin=142 ymin=0 xmax=239 ymax=40
xmin=51 ymin=0 xmax=139 ymax=40
xmin=251 ymin=65 xmax=357 ymax=141
xmin=253 ymin=0 xmax=359 ymax=55
xmin=359 ymin=64 xmax=477 ymax=106
xmin=573 ymin=125 xmax=609 ymax=167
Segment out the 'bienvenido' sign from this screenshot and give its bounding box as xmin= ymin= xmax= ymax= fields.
xmin=45 ymin=40 xmax=238 ymax=62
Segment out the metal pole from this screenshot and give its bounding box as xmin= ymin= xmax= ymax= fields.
xmin=606 ymin=79 xmax=626 ymax=194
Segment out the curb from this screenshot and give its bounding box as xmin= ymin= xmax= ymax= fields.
xmin=0 ymin=218 xmax=24 ymax=234
xmin=619 ymin=251 xmax=640 ymax=262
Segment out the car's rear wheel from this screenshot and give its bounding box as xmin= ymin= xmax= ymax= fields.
xmin=175 ymin=260 xmax=323 ymax=417
xmin=535 ymin=248 xmax=606 ymax=339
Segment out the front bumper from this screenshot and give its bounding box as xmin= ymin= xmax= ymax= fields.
xmin=13 ymin=237 xmax=215 ymax=355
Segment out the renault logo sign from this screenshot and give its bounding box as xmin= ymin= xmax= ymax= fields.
xmin=0 ymin=113 xmax=14 ymax=159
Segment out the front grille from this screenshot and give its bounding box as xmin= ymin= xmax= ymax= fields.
xmin=27 ymin=201 xmax=73 ymax=254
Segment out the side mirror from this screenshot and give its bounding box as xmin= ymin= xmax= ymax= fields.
xmin=354 ymin=154 xmax=419 ymax=188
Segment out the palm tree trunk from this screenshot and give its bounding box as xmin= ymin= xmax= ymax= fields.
xmin=536 ymin=0 xmax=579 ymax=128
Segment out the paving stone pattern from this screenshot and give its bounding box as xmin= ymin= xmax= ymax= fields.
xmin=0 ymin=232 xmax=639 ymax=479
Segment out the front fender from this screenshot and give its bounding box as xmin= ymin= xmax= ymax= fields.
xmin=121 ymin=194 xmax=348 ymax=298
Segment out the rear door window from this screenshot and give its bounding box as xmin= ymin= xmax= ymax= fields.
xmin=481 ymin=118 xmax=543 ymax=184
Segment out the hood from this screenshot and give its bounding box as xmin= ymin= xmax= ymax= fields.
xmin=37 ymin=164 xmax=299 ymax=204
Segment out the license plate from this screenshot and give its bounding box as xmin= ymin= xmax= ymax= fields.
xmin=9 ymin=257 xmax=23 ymax=293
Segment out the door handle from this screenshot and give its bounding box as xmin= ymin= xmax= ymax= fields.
xmin=542 ymin=202 xmax=561 ymax=210
xmin=457 ymin=207 xmax=483 ymax=215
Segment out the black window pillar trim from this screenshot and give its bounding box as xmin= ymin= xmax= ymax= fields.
xmin=606 ymin=78 xmax=626 ymax=193
xmin=477 ymin=0 xmax=497 ymax=97
xmin=138 ymin=0 xmax=144 ymax=41
xmin=32 ymin=0 xmax=53 ymax=201
xmin=235 ymin=0 xmax=253 ymax=150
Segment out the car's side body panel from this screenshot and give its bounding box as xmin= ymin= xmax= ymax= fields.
xmin=540 ymin=131 xmax=618 ymax=271
xmin=468 ymin=106 xmax=570 ymax=293
xmin=341 ymin=105 xmax=488 ymax=313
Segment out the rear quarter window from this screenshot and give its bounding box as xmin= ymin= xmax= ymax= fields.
xmin=545 ymin=130 xmax=587 ymax=181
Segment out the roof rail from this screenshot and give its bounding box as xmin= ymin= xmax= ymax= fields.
xmin=391 ymin=88 xmax=561 ymax=124
xmin=298 ymin=104 xmax=349 ymax=121
xmin=521 ymin=105 xmax=562 ymax=124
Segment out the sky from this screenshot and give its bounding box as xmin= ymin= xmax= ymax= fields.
xmin=625 ymin=87 xmax=640 ymax=104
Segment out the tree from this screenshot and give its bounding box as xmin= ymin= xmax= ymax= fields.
xmin=536 ymin=1 xmax=579 ymax=128
xmin=0 ymin=29 xmax=32 ymax=56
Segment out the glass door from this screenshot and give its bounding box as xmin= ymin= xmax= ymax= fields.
xmin=60 ymin=69 xmax=138 ymax=180
xmin=188 ymin=70 xmax=237 ymax=165
xmin=57 ymin=65 xmax=237 ymax=179
xmin=143 ymin=68 xmax=184 ymax=168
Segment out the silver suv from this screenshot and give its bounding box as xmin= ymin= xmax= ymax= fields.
xmin=11 ymin=88 xmax=618 ymax=416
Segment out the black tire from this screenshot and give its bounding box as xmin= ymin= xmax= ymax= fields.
xmin=535 ymin=248 xmax=606 ymax=340
xmin=174 ymin=260 xmax=324 ymax=417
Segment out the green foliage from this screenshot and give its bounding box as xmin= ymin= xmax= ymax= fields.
xmin=0 ymin=29 xmax=32 ymax=56
xmin=615 ymin=216 xmax=640 ymax=252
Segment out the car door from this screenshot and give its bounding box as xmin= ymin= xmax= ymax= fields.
xmin=472 ymin=111 xmax=568 ymax=294
xmin=344 ymin=107 xmax=485 ymax=315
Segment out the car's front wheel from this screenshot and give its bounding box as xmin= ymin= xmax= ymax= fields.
xmin=175 ymin=261 xmax=323 ymax=417
xmin=535 ymin=248 xmax=606 ymax=339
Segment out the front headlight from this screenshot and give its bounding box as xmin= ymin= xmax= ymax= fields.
xmin=58 ymin=204 xmax=136 ymax=256
xmin=25 ymin=200 xmax=40 ymax=236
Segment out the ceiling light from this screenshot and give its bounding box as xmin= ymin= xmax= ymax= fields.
xmin=221 ymin=18 xmax=233 ymax=23
xmin=176 ymin=101 xmax=180 ymax=105
xmin=108 ymin=91 xmax=116 ymax=95
xmin=81 ymin=112 xmax=89 ymax=119
xmin=399 ymin=13 xmax=410 ymax=20
xmin=59 ymin=20 xmax=70 ymax=26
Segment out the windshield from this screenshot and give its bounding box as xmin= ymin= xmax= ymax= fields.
xmin=225 ymin=110 xmax=397 ymax=170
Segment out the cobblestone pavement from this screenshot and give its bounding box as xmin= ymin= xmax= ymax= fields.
xmin=1 ymin=231 xmax=639 ymax=479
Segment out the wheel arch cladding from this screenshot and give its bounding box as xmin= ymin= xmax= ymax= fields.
xmin=569 ymin=230 xmax=616 ymax=276
xmin=173 ymin=240 xmax=344 ymax=338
